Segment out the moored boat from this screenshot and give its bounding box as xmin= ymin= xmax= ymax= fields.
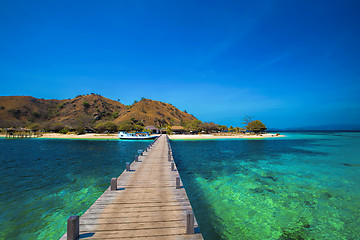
xmin=117 ymin=131 xmax=157 ymax=140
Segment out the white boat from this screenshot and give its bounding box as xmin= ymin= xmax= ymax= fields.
xmin=118 ymin=131 xmax=157 ymax=140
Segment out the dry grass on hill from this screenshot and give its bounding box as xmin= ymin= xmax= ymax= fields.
xmin=0 ymin=94 xmax=197 ymax=129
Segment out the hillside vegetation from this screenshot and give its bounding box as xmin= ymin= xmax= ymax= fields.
xmin=0 ymin=94 xmax=198 ymax=132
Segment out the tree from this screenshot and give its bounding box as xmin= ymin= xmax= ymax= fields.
xmin=246 ymin=120 xmax=267 ymax=134
xmin=229 ymin=126 xmax=234 ymax=132
xmin=95 ymin=121 xmax=118 ymax=133
xmin=166 ymin=125 xmax=172 ymax=135
xmin=234 ymin=127 xmax=245 ymax=133
xmin=59 ymin=127 xmax=70 ymax=134
xmin=74 ymin=115 xmax=95 ymax=133
xmin=185 ymin=120 xmax=202 ymax=133
xmin=200 ymin=122 xmax=218 ymax=133
xmin=243 ymin=115 xmax=255 ymax=125
xmin=76 ymin=125 xmax=85 ymax=135
xmin=133 ymin=124 xmax=144 ymax=132
xmin=210 ymin=122 xmax=219 ymax=132
xmin=28 ymin=123 xmax=41 ymax=131
xmin=50 ymin=123 xmax=65 ymax=132
xmin=118 ymin=122 xmax=133 ymax=132
xmin=95 ymin=122 xmax=107 ymax=133
xmin=219 ymin=125 xmax=228 ymax=132
xmin=105 ymin=122 xmax=118 ymax=133
xmin=117 ymin=121 xmax=144 ymax=132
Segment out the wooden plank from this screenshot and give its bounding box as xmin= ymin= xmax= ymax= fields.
xmin=60 ymin=135 xmax=203 ymax=240
xmin=78 ymin=228 xmax=191 ymax=238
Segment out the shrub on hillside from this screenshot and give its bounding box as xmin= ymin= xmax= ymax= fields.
xmin=83 ymin=101 xmax=90 ymax=109
xmin=95 ymin=121 xmax=118 ymax=133
xmin=28 ymin=123 xmax=41 ymax=131
xmin=50 ymin=123 xmax=65 ymax=132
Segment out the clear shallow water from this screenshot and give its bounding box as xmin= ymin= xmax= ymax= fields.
xmin=1 ymin=133 xmax=359 ymax=240
xmin=0 ymin=138 xmax=150 ymax=239
xmin=172 ymin=132 xmax=360 ymax=240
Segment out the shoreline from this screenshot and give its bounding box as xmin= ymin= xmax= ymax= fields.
xmin=169 ymin=133 xmax=285 ymax=140
xmin=0 ymin=133 xmax=285 ymax=140
xmin=40 ymin=133 xmax=119 ymax=139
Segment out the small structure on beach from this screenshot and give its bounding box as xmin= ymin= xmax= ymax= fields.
xmin=145 ymin=125 xmax=160 ymax=134
xmin=4 ymin=128 xmax=41 ymax=138
xmin=171 ymin=126 xmax=186 ymax=134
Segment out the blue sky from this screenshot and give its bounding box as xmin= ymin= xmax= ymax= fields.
xmin=1 ymin=0 xmax=359 ymax=128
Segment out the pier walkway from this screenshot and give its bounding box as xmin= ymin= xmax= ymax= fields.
xmin=61 ymin=134 xmax=203 ymax=240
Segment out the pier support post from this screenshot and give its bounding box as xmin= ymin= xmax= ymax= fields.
xmin=176 ymin=177 xmax=180 ymax=189
xmin=171 ymin=162 xmax=175 ymax=171
xmin=186 ymin=211 xmax=195 ymax=234
xmin=67 ymin=215 xmax=79 ymax=240
xmin=111 ymin=178 xmax=117 ymax=191
xmin=135 ymin=155 xmax=139 ymax=162
xmin=126 ymin=162 xmax=130 ymax=171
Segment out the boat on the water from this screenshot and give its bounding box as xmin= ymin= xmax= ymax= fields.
xmin=118 ymin=131 xmax=157 ymax=140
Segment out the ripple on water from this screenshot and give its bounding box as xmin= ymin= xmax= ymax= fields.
xmin=172 ymin=132 xmax=360 ymax=240
xmin=0 ymin=138 xmax=151 ymax=239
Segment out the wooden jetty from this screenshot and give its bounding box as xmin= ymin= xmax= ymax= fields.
xmin=61 ymin=134 xmax=203 ymax=240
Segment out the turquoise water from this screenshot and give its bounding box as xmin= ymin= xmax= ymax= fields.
xmin=1 ymin=133 xmax=359 ymax=239
xmin=172 ymin=132 xmax=360 ymax=240
xmin=0 ymin=138 xmax=151 ymax=239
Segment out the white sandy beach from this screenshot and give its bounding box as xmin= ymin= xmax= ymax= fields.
xmin=169 ymin=133 xmax=285 ymax=140
xmin=39 ymin=133 xmax=119 ymax=139
xmin=34 ymin=133 xmax=284 ymax=140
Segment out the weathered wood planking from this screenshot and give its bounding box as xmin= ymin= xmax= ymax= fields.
xmin=60 ymin=135 xmax=203 ymax=239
